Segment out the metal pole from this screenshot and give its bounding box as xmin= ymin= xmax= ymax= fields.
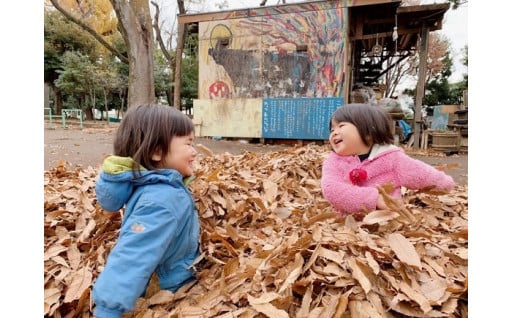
xmin=44 ymin=108 xmax=53 ymax=128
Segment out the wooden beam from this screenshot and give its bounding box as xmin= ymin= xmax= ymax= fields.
xmin=178 ymin=0 xmax=401 ymax=24
xmin=413 ymin=24 xmax=429 ymax=149
xmin=349 ymin=24 xmax=441 ymax=41
xmin=397 ymin=3 xmax=449 ymax=14
xmin=353 ymin=10 xmax=364 ymax=40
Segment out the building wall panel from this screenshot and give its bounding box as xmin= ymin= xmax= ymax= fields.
xmin=193 ymin=99 xmax=262 ymax=137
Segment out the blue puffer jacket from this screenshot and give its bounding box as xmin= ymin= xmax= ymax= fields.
xmin=92 ymin=156 xmax=200 ymax=318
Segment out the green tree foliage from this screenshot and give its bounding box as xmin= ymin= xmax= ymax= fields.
xmin=48 ymin=0 xmax=127 ymax=63
xmin=181 ymin=54 xmax=198 ymax=113
xmin=461 ymin=45 xmax=468 ymax=88
xmin=45 ymin=9 xmax=98 ymax=114
xmin=423 ymin=78 xmax=455 ymax=106
xmin=48 ymin=26 xmax=129 ymax=120
xmin=180 ymin=32 xmax=198 ymax=113
xmin=421 ymin=44 xmax=467 ymax=106
xmin=403 ymin=47 xmax=467 ymax=109
xmin=153 ymin=32 xmax=198 ymax=110
xmin=95 ymin=57 xmax=125 ymax=120
xmin=49 ymin=0 xmax=154 ymax=108
xmin=154 ymin=49 xmax=172 ymax=104
xmin=44 ymin=10 xmax=98 ymax=76
xmin=48 ymin=0 xmax=208 ymax=112
xmin=107 ymin=35 xmax=130 ymax=113
xmin=54 ymin=51 xmax=97 ymax=109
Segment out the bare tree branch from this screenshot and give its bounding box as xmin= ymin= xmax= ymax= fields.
xmin=151 ymin=1 xmax=174 ymax=64
xmin=49 ymin=0 xmax=128 ymax=64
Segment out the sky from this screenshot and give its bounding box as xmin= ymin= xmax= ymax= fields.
xmin=424 ymin=0 xmax=468 ymax=82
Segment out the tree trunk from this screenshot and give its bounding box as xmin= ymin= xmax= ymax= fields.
xmin=85 ymin=107 xmax=94 ymax=121
xmin=53 ymin=85 xmax=63 ymax=116
xmin=89 ymin=88 xmax=96 ymax=121
xmin=119 ymin=90 xmax=125 ymax=116
xmin=110 ymin=0 xmax=155 ymax=109
xmin=119 ymin=88 xmax=126 ymax=115
xmin=103 ymin=88 xmax=110 ymax=125
xmin=166 ymin=87 xmax=172 ymax=106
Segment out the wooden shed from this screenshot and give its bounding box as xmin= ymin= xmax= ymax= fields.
xmin=177 ymin=0 xmax=449 ymax=145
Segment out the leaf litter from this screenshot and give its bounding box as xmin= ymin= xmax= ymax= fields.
xmin=44 ymin=145 xmax=468 ymax=317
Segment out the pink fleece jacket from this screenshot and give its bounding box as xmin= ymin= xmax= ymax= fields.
xmin=321 ymin=144 xmax=454 ymax=216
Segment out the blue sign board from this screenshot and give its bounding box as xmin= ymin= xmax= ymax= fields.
xmin=262 ymin=97 xmax=344 ymax=140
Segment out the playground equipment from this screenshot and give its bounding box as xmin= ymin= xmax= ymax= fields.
xmin=44 ymin=108 xmax=83 ymax=129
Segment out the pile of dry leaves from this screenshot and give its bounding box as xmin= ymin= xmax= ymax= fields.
xmin=44 ymin=144 xmax=468 ymax=317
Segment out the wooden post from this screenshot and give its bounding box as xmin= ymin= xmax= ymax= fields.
xmin=413 ymin=24 xmax=429 ymax=149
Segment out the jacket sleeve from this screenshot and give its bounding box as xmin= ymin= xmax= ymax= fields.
xmin=394 ymin=152 xmax=455 ymax=192
xmin=95 ymin=171 xmax=133 ymax=212
xmin=321 ymin=154 xmax=379 ymax=214
xmin=92 ymin=199 xmax=179 ymax=318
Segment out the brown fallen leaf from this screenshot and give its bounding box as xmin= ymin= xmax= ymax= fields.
xmin=44 ymin=145 xmax=468 ymax=317
xmin=388 ymin=232 xmax=422 ymax=269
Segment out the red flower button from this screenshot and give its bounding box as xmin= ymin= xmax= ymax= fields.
xmin=349 ymin=168 xmax=367 ymax=185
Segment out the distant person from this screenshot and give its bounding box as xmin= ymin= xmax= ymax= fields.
xmin=321 ymin=103 xmax=454 ymax=216
xmin=92 ymin=104 xmax=200 ymax=318
xmin=398 ymin=119 xmax=412 ymax=143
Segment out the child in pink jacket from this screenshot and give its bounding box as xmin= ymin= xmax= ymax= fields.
xmin=321 ymin=103 xmax=454 ymax=216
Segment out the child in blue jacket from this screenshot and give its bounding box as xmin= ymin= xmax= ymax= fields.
xmin=92 ymin=104 xmax=200 ymax=318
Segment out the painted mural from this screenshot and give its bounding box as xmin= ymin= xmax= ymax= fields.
xmin=198 ymin=2 xmax=346 ymax=100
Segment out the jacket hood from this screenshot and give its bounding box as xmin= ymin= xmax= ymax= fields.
xmin=95 ymin=155 xmax=188 ymax=212
xmin=368 ymin=143 xmax=401 ymax=160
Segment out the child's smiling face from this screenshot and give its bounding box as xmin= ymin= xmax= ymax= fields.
xmin=152 ymin=132 xmax=198 ymax=177
xmin=329 ymin=120 xmax=371 ymax=156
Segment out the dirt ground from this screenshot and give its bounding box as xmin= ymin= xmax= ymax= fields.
xmin=44 ymin=120 xmax=468 ymax=185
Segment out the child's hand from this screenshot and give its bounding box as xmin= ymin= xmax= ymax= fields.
xmin=376 ymin=185 xmax=404 ymax=210
xmin=376 ymin=194 xmax=389 ymax=210
xmin=377 ymin=193 xmax=404 ymax=211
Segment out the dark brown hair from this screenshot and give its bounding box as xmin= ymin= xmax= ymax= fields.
xmin=329 ymin=103 xmax=394 ymax=146
xmin=113 ymin=104 xmax=194 ymax=174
